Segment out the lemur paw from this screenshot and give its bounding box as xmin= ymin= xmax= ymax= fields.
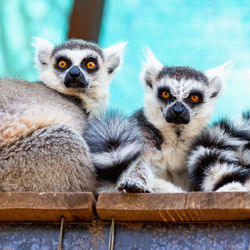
xmin=216 ymin=182 xmax=248 ymax=192
xmin=117 ymin=178 xmax=152 ymax=193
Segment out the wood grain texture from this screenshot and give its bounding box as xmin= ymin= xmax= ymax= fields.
xmin=0 ymin=192 xmax=249 ymax=222
xmin=96 ymin=192 xmax=250 ymax=222
xmin=0 ymin=192 xmax=95 ymax=222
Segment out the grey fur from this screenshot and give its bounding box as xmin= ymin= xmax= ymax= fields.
xmin=51 ymin=39 xmax=104 ymax=59
xmin=157 ymin=66 xmax=209 ymax=85
xmin=0 ymin=124 xmax=95 ymax=192
xmin=0 ymin=78 xmax=96 ymax=192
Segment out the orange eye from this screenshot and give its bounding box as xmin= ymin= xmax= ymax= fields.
xmin=86 ymin=61 xmax=96 ymax=69
xmin=162 ymin=91 xmax=170 ymax=99
xmin=58 ymin=60 xmax=67 ymax=68
xmin=190 ymin=95 xmax=200 ymax=103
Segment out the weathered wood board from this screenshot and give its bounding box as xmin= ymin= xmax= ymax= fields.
xmin=97 ymin=192 xmax=250 ymax=222
xmin=0 ymin=192 xmax=249 ymax=222
xmin=0 ymin=192 xmax=95 ymax=222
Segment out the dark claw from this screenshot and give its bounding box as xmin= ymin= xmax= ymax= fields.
xmin=118 ymin=181 xmax=151 ymax=193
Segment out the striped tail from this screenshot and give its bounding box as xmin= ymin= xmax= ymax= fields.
xmin=84 ymin=110 xmax=142 ymax=183
xmin=187 ymin=113 xmax=250 ymax=192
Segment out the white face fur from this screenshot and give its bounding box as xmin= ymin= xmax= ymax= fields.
xmin=33 ymin=37 xmax=127 ymax=115
xmin=141 ymin=49 xmax=232 ymax=136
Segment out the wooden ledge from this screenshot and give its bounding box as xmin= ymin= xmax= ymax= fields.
xmin=96 ymin=192 xmax=250 ymax=222
xmin=0 ymin=192 xmax=95 ymax=222
xmin=0 ymin=192 xmax=249 ymax=223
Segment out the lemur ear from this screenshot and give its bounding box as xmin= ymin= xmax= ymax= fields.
xmin=103 ymin=42 xmax=127 ymax=75
xmin=205 ymin=61 xmax=233 ymax=98
xmin=140 ymin=48 xmax=163 ymax=89
xmin=32 ymin=37 xmax=54 ymax=67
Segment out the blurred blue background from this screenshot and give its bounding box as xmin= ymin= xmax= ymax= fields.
xmin=0 ymin=0 xmax=73 ymax=79
xmin=0 ymin=0 xmax=249 ymax=122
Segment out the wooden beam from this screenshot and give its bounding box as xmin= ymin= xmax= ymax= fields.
xmin=0 ymin=192 xmax=95 ymax=222
xmin=68 ymin=0 xmax=105 ymax=42
xmin=0 ymin=192 xmax=249 ymax=222
xmin=96 ymin=192 xmax=250 ymax=222
xmin=185 ymin=192 xmax=250 ymax=222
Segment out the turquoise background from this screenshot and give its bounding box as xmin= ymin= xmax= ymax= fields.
xmin=99 ymin=0 xmax=250 ymax=121
xmin=0 ymin=0 xmax=73 ymax=80
xmin=0 ymin=0 xmax=250 ymax=121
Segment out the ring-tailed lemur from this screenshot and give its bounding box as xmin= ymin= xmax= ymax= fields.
xmin=0 ymin=38 xmax=126 ymax=192
xmin=187 ymin=111 xmax=250 ymax=192
xmin=85 ymin=49 xmax=231 ymax=193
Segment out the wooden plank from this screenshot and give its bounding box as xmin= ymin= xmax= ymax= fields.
xmin=0 ymin=192 xmax=95 ymax=222
xmin=185 ymin=192 xmax=250 ymax=222
xmin=96 ymin=192 xmax=250 ymax=222
xmin=96 ymin=193 xmax=187 ymax=222
xmin=1 ymin=192 xmax=249 ymax=223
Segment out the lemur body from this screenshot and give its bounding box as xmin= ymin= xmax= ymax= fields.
xmin=85 ymin=49 xmax=230 ymax=193
xmin=187 ymin=112 xmax=250 ymax=192
xmin=0 ymin=79 xmax=87 ymax=148
xmin=0 ymin=38 xmax=125 ymax=192
xmin=131 ymin=109 xmax=198 ymax=191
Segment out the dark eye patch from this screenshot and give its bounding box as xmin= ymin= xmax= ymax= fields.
xmin=157 ymin=87 xmax=176 ymax=103
xmin=185 ymin=90 xmax=204 ymax=107
xmin=55 ymin=56 xmax=72 ymax=71
xmin=81 ymin=57 xmax=99 ymax=73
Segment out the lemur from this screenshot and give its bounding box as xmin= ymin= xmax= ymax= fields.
xmin=187 ymin=111 xmax=250 ymax=192
xmin=85 ymin=49 xmax=231 ymax=193
xmin=0 ymin=38 xmax=126 ymax=192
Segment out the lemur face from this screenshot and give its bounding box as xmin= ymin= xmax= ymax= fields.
xmin=51 ymin=42 xmax=104 ymax=90
xmin=33 ymin=37 xmax=126 ymax=99
xmin=141 ymin=49 xmax=231 ymax=128
xmin=155 ymin=67 xmax=209 ymax=125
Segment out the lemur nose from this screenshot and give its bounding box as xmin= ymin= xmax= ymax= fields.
xmin=173 ymin=104 xmax=184 ymax=115
xmin=69 ymin=66 xmax=81 ymax=79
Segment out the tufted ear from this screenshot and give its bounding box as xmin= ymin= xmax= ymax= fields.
xmin=140 ymin=48 xmax=163 ymax=89
xmin=205 ymin=61 xmax=233 ymax=98
xmin=32 ymin=37 xmax=54 ymax=68
xmin=103 ymin=42 xmax=127 ymax=75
